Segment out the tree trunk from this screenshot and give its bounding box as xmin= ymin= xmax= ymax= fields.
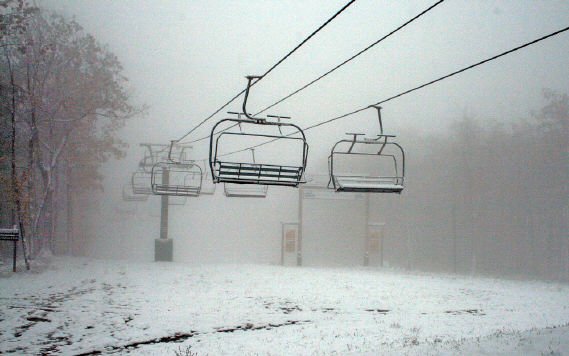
xmin=7 ymin=54 xmax=30 ymax=270
xmin=26 ymin=62 xmax=38 ymax=257
xmin=66 ymin=163 xmax=73 ymax=255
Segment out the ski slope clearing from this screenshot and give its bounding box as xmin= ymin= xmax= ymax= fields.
xmin=1 ymin=257 xmax=568 ymax=355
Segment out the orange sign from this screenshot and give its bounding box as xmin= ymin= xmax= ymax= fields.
xmin=285 ymin=229 xmax=296 ymax=252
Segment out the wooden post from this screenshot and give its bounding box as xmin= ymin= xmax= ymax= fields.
xmin=13 ymin=240 xmax=17 ymax=272
xmin=1 ymin=226 xmax=21 ymax=272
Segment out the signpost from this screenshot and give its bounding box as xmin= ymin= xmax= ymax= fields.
xmin=0 ymin=226 xmax=20 ymax=272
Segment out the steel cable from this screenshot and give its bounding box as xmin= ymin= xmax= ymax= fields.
xmin=217 ymin=25 xmax=569 ymax=158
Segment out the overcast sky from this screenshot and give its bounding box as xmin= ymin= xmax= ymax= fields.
xmin=39 ymin=0 xmax=569 ymax=192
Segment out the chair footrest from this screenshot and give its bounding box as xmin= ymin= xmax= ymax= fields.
xmin=152 ymin=184 xmax=200 ymax=196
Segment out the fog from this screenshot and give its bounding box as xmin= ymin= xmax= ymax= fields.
xmin=40 ymin=1 xmax=568 ymax=281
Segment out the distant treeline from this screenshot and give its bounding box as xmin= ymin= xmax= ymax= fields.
xmin=375 ymin=90 xmax=568 ymax=282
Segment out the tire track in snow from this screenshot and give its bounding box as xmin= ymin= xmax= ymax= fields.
xmin=75 ymin=320 xmax=312 ymax=355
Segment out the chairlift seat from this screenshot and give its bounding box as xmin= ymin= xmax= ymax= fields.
xmin=216 ymin=161 xmax=303 ymax=187
xmin=224 ymin=183 xmax=268 ymax=198
xmin=152 ymin=183 xmax=200 ymax=196
xmin=334 ymin=175 xmax=404 ymax=194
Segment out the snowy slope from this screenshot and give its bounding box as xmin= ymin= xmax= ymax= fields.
xmin=1 ymin=257 xmax=568 ymax=355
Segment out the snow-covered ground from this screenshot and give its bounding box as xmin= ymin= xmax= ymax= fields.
xmin=1 ymin=256 xmax=568 ymax=355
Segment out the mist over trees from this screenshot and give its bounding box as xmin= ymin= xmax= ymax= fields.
xmin=1 ymin=0 xmax=141 ymax=258
xmin=378 ymin=90 xmax=568 ymax=281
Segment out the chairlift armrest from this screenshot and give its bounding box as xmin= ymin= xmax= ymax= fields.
xmin=267 ymin=115 xmax=291 ymax=120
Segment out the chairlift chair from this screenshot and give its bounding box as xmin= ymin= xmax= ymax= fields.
xmin=151 ymin=161 xmax=202 ymax=197
xmin=161 ymin=155 xmax=216 ymax=196
xmin=122 ymin=183 xmax=149 ymax=202
xmin=328 ymin=106 xmax=405 ymax=194
xmin=150 ymin=140 xmax=203 ymax=196
xmin=209 ymin=76 xmax=309 ymax=187
xmin=131 ymin=170 xmax=153 ymax=195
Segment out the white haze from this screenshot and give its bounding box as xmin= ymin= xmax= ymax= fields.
xmin=38 ymin=0 xmax=569 ymax=275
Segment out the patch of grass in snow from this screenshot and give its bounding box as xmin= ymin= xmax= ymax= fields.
xmin=174 ymin=345 xmax=199 ymax=356
xmin=402 ymin=326 xmax=422 ymax=347
xmin=541 ymin=346 xmax=563 ymax=356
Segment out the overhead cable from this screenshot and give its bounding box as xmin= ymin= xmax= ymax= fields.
xmin=254 ymin=0 xmax=446 ymax=116
xmin=186 ymin=0 xmax=445 ymax=145
xmin=217 ymin=25 xmax=569 ymax=158
xmin=175 ymin=0 xmax=357 ymax=144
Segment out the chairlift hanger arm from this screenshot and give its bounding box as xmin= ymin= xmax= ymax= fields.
xmin=168 ymin=140 xmax=178 ymax=162
xmin=369 ymin=105 xmax=383 ymax=135
xmin=243 ymin=75 xmax=264 ymax=122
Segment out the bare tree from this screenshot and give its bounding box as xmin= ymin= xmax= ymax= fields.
xmin=2 ymin=4 xmax=144 ymax=257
